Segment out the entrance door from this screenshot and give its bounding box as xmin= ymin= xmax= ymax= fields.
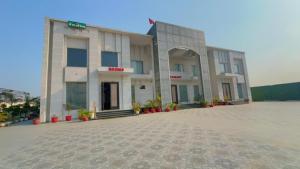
xmin=179 ymin=85 xmax=188 ymax=103
xmin=171 ymin=85 xmax=178 ymax=103
xmin=101 ymin=82 xmax=119 ymax=110
xmin=222 ymin=83 xmax=232 ymax=100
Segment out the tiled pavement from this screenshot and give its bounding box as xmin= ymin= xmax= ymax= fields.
xmin=0 ymin=102 xmax=300 ymax=169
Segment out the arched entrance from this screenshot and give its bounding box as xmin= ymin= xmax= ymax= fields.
xmin=168 ymin=47 xmax=204 ymax=104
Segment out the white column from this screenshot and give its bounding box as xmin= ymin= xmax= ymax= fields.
xmin=88 ymin=29 xmax=100 ymax=111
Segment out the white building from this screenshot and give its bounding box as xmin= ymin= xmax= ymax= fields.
xmin=40 ymin=18 xmax=251 ymax=122
xmin=0 ymin=88 xmax=30 ymax=106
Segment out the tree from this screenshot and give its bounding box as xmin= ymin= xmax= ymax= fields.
xmin=23 ymin=96 xmax=30 ymax=117
xmin=0 ymin=104 xmax=6 ymax=112
xmin=2 ymin=92 xmax=16 ymax=107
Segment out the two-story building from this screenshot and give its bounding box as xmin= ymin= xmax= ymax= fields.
xmin=40 ymin=18 xmax=251 ymax=122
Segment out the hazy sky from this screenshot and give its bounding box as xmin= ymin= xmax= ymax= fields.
xmin=0 ymin=0 xmax=299 ymax=96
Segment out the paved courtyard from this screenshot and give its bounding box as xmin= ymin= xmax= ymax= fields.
xmin=0 ymin=102 xmax=300 ymax=169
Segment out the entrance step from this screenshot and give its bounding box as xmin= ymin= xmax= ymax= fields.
xmin=178 ymin=104 xmax=200 ymax=109
xmin=96 ymin=109 xmax=135 ymax=119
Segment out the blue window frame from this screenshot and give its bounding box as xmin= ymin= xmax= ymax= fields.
xmin=101 ymin=51 xmax=118 ymax=67
xmin=67 ymin=48 xmax=87 ymax=67
xmin=66 ymin=82 xmax=87 ymax=109
xmin=131 ymin=60 xmax=144 ymax=74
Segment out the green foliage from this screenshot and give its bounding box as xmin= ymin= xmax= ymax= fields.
xmin=132 ymin=102 xmax=141 ymax=113
xmin=66 ymin=103 xmax=72 ymax=114
xmin=146 ymin=99 xmax=156 ymax=108
xmin=78 ymin=109 xmax=91 ymax=119
xmin=200 ymin=100 xmax=208 ymax=107
xmin=169 ymin=102 xmax=176 ymax=110
xmin=0 ymin=112 xmax=9 ymax=122
xmin=213 ymin=97 xmax=220 ymax=105
xmin=155 ymin=95 xmax=162 ymax=107
xmin=0 ymin=104 xmax=7 ymax=111
xmin=2 ymin=92 xmax=13 ymax=105
xmin=13 ymin=115 xmax=20 ymax=121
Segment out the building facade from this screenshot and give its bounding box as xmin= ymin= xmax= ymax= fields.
xmin=0 ymin=88 xmax=30 ymax=106
xmin=40 ymin=18 xmax=251 ymax=122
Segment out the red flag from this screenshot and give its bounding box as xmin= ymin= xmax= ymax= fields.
xmin=148 ymin=18 xmax=155 ymax=24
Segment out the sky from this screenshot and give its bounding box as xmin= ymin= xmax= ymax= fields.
xmin=0 ymin=0 xmax=299 ymax=96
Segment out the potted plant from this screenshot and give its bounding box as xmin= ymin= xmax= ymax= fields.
xmin=147 ymin=100 xmax=156 ymax=113
xmin=32 ymin=118 xmax=40 ymax=125
xmin=132 ymin=102 xmax=141 ymax=114
xmin=143 ymin=107 xmax=149 ymax=114
xmin=143 ymin=103 xmax=151 ymax=114
xmin=65 ymin=103 xmax=72 ymax=121
xmin=51 ymin=114 xmax=59 ymax=123
xmin=154 ymin=95 xmax=162 ymax=112
xmin=173 ymin=103 xmax=177 ymax=111
xmin=165 ymin=104 xmax=171 ymax=112
xmin=213 ymin=97 xmax=220 ymax=106
xmin=78 ymin=109 xmax=90 ymax=122
xmin=168 ymin=102 xmax=177 ymax=111
xmin=224 ymin=96 xmax=229 ymax=105
xmin=200 ymin=100 xmax=208 ymax=108
xmin=0 ymin=112 xmax=8 ymax=127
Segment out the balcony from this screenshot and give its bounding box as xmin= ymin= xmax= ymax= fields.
xmin=170 ymin=71 xmax=198 ymax=81
xmin=131 ymin=70 xmax=154 ymax=80
xmin=217 ymin=73 xmax=245 ymax=83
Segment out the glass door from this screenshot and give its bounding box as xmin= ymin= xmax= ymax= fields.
xmin=171 ymin=85 xmax=178 ymax=103
xmin=222 ymin=83 xmax=232 ymax=100
xmin=179 ymin=85 xmax=188 ymax=103
xmin=101 ymin=82 xmax=119 ymax=110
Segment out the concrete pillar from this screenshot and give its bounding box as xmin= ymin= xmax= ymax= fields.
xmin=88 ymin=29 xmax=100 ymax=111
xmin=49 ymin=24 xmax=64 ymax=120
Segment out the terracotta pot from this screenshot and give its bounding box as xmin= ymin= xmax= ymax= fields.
xmin=150 ymin=108 xmax=156 ymax=113
xmin=143 ymin=108 xmax=149 ymax=114
xmin=155 ymin=107 xmax=162 ymax=112
xmin=81 ymin=116 xmax=88 ymax=121
xmin=51 ymin=117 xmax=59 ymax=123
xmin=173 ymin=106 xmax=177 ymax=111
xmin=32 ymin=119 xmax=40 ymax=125
xmin=165 ymin=108 xmax=170 ymax=112
xmin=65 ymin=115 xmax=72 ymax=121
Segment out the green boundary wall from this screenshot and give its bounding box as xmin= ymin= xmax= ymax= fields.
xmin=251 ymin=82 xmax=300 ymax=101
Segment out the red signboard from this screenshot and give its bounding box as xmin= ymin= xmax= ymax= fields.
xmin=108 ymin=67 xmax=124 ymax=72
xmin=170 ymin=75 xmax=181 ymax=79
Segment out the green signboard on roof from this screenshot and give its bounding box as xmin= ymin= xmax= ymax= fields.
xmin=67 ymin=21 xmax=86 ymax=29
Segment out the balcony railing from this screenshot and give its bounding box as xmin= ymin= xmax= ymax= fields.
xmin=131 ymin=70 xmax=154 ymax=79
xmin=170 ymin=71 xmax=198 ymax=81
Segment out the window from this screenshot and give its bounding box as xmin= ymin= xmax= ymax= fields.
xmin=67 ymin=48 xmax=87 ymax=67
xmin=237 ymin=83 xmax=244 ymax=99
xmin=218 ymin=51 xmax=230 ymax=73
xmin=131 ymin=60 xmax=144 ymax=74
xmin=101 ymin=51 xmax=118 ymax=67
xmin=193 ymin=85 xmax=201 ymax=101
xmin=66 ymin=82 xmax=87 ymax=109
xmin=233 ymin=59 xmax=244 ymax=74
xmin=220 ymin=64 xmax=226 ymax=73
xmin=174 ymin=64 xmax=184 ymax=72
xmin=192 ymin=65 xmax=199 ymax=76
